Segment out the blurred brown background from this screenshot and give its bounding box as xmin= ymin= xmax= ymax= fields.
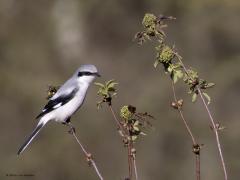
xmin=0 ymin=0 xmax=240 ymax=179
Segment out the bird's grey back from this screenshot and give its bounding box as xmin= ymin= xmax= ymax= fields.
xmin=51 ymin=65 xmax=98 ymax=100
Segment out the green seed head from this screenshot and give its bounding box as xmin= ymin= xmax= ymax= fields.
xmin=120 ymin=106 xmax=133 ymax=120
xmin=142 ymin=13 xmax=157 ymax=28
xmin=159 ymin=46 xmax=175 ymax=63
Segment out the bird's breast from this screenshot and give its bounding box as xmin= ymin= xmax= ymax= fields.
xmin=53 ymin=87 xmax=88 ymax=123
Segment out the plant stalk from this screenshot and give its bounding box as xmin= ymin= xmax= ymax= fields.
xmin=197 ymin=88 xmax=227 ymax=180
xmin=176 ymin=55 xmax=227 ymax=180
xmin=171 ymin=81 xmax=200 ymax=180
xmin=71 ymin=129 xmax=104 ymax=180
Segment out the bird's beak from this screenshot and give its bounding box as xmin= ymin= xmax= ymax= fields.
xmin=95 ymin=72 xmax=101 ymax=77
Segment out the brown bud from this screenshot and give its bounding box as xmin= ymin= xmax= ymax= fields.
xmin=86 ymin=153 xmax=92 ymax=159
xmin=192 ymin=144 xmax=200 ymax=155
xmin=171 ymin=102 xmax=178 ymax=109
xmin=131 ymin=148 xmax=137 ymax=154
xmin=128 ymin=105 xmax=136 ymax=114
xmin=215 ymin=123 xmax=226 ymax=131
xmin=123 ymin=138 xmax=129 ymax=146
xmin=177 ymin=99 xmax=184 ymax=107
xmin=86 ymin=153 xmax=93 ymax=166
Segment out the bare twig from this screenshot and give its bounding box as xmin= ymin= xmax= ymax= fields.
xmin=171 ymin=81 xmax=200 ymax=180
xmin=109 ymin=105 xmax=127 ymax=136
xmin=197 ymin=88 xmax=227 ymax=180
xmin=175 ymin=53 xmax=227 ymax=180
xmin=127 ymin=142 xmax=133 ymax=179
xmin=178 ymin=56 xmax=227 ymax=179
xmin=171 ymin=81 xmax=197 ymax=144
xmin=133 ymin=156 xmax=138 ymax=180
xmin=195 ymin=155 xmax=200 ymax=180
xmin=132 ymin=148 xmax=138 ymax=180
xmin=69 ymin=125 xmax=104 ymax=180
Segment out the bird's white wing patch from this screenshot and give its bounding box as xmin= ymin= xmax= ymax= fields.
xmin=53 ymin=103 xmax=62 ymax=109
xmin=36 ymin=87 xmax=78 ymax=119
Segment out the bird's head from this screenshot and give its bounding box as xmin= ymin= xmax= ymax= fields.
xmin=75 ymin=64 xmax=101 ymax=84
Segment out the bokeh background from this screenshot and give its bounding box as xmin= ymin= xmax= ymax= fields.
xmin=1 ymin=0 xmax=239 ymax=179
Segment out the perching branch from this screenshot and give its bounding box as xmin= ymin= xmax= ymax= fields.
xmin=68 ymin=124 xmax=104 ymax=180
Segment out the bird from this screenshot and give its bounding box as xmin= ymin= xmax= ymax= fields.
xmin=17 ymin=64 xmax=100 ymax=155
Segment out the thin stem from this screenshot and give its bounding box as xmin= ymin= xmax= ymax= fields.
xmin=171 ymin=81 xmax=196 ymax=144
xmin=171 ymin=81 xmax=200 ymax=180
xmin=109 ymin=105 xmax=127 ymax=136
xmin=175 ymin=53 xmax=189 ymax=73
xmin=70 ymin=126 xmax=104 ymax=180
xmin=132 ymin=150 xmax=138 ymax=180
xmin=108 ymin=105 xmax=135 ymax=179
xmin=176 ymin=54 xmax=227 ymax=180
xmin=127 ymin=143 xmax=133 ymax=179
xmin=197 ymin=88 xmax=227 ymax=180
xmin=196 ymin=154 xmax=200 ymax=180
xmin=109 ymin=105 xmax=122 ymax=128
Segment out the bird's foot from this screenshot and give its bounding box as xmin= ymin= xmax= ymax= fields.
xmin=68 ymin=126 xmax=76 ymax=134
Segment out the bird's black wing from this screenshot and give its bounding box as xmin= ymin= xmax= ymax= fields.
xmin=36 ymin=88 xmax=78 ymax=119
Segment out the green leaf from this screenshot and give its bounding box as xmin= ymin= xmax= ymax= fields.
xmin=107 ymin=82 xmax=118 ymax=89
xmin=167 ymin=65 xmax=173 ymax=73
xmin=97 ymin=101 xmax=103 ymax=109
xmin=101 ymin=89 xmax=108 ymax=96
xmin=134 ymin=120 xmax=139 ymax=126
xmin=108 ymin=87 xmax=116 ymax=92
xmin=106 ymin=79 xmax=116 ymax=87
xmin=192 ymin=93 xmax=198 ymax=103
xmin=144 ymin=33 xmax=151 ymax=41
xmin=172 ymin=70 xmax=183 ymax=84
xmin=202 ymin=92 xmax=211 ymax=105
xmin=176 ymin=70 xmax=183 ymax=79
xmin=131 ymin=135 xmax=138 ymax=141
xmin=133 ymin=126 xmax=140 ymax=132
xmin=173 ymin=72 xmax=178 ymax=83
xmin=140 ymin=132 xmax=147 ymax=136
xmin=154 ymin=60 xmax=159 ymax=68
xmin=94 ymin=82 xmax=105 ymax=88
xmin=206 ymin=83 xmax=215 ymax=88
xmin=155 ymin=45 xmax=162 ymax=51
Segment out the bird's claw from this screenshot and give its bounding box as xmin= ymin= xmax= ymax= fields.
xmin=68 ymin=126 xmax=76 ymax=134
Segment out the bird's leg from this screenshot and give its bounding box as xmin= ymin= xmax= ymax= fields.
xmin=68 ymin=123 xmax=76 ymax=134
xmin=63 ymin=117 xmax=76 ymax=134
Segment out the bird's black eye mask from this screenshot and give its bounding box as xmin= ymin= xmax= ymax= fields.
xmin=78 ymin=71 xmax=100 ymax=77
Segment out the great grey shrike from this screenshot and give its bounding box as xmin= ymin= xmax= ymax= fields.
xmin=17 ymin=64 xmax=100 ymax=155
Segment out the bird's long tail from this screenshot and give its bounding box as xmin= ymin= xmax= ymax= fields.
xmin=17 ymin=118 xmax=48 ymax=155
